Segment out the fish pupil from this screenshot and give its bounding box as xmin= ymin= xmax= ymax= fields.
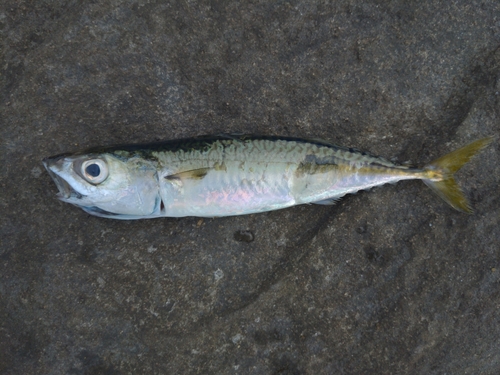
xmin=86 ymin=164 xmax=100 ymax=177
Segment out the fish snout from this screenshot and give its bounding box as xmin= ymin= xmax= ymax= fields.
xmin=42 ymin=154 xmax=76 ymax=199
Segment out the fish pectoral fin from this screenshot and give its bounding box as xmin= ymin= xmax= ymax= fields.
xmin=165 ymin=167 xmax=211 ymax=181
xmin=311 ymin=197 xmax=341 ymax=205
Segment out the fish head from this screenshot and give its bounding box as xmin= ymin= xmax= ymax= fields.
xmin=43 ymin=152 xmax=161 ymax=219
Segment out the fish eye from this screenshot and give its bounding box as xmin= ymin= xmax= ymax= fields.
xmin=81 ymin=159 xmax=108 ymax=184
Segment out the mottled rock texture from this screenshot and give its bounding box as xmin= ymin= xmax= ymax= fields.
xmin=1 ymin=1 xmax=500 ymax=374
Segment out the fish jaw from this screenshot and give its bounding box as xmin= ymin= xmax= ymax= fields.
xmin=43 ymin=155 xmax=87 ymax=203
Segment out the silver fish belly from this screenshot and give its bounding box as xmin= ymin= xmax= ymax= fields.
xmin=43 ymin=135 xmax=492 ymax=219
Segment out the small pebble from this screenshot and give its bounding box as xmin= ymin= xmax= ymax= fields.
xmin=31 ymin=167 xmax=42 ymax=178
xmin=233 ymin=230 xmax=255 ymax=243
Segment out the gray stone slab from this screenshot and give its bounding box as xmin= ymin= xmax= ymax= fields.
xmin=1 ymin=0 xmax=499 ymax=374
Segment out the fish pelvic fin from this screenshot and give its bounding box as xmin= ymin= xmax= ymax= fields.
xmin=422 ymin=137 xmax=494 ymax=214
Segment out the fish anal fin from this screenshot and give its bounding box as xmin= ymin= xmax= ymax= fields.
xmin=312 ymin=197 xmax=341 ymax=205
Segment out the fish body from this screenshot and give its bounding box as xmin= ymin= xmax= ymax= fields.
xmin=43 ymin=135 xmax=493 ymax=219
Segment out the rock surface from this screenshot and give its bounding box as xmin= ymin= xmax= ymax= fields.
xmin=1 ymin=0 xmax=499 ymax=374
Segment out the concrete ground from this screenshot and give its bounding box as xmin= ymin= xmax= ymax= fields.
xmin=1 ymin=0 xmax=499 ymax=374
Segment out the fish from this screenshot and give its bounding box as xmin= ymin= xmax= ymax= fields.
xmin=42 ymin=135 xmax=493 ymax=219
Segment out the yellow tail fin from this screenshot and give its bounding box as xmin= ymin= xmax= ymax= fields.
xmin=423 ymin=137 xmax=494 ymax=213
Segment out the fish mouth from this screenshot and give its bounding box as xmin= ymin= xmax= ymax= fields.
xmin=42 ymin=157 xmax=83 ymax=200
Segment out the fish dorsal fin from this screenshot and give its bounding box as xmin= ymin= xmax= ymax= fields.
xmin=301 ymin=137 xmax=340 ymax=147
xmin=165 ymin=167 xmax=211 ymax=181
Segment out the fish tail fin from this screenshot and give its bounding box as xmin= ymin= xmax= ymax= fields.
xmin=422 ymin=137 xmax=494 ymax=213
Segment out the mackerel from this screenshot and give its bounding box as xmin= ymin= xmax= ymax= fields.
xmin=43 ymin=135 xmax=493 ymax=219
